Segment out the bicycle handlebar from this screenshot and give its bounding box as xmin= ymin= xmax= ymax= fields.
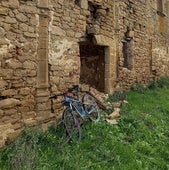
xmin=49 ymin=94 xmax=63 ymax=99
xmin=68 ymin=85 xmax=80 ymax=93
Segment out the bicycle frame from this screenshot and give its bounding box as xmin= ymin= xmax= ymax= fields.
xmin=64 ymin=95 xmax=86 ymax=119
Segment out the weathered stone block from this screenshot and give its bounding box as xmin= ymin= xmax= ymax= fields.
xmin=2 ymin=89 xmax=18 ymax=97
xmin=0 ymin=38 xmax=10 ymax=45
xmin=8 ymin=0 xmax=19 ymax=9
xmin=37 ymin=101 xmax=51 ymax=111
xmin=80 ymin=0 xmax=88 ymax=9
xmin=0 ymin=79 xmax=8 ymax=89
xmin=19 ymin=23 xmax=28 ymax=31
xmin=6 ymin=129 xmax=21 ymax=144
xmin=19 ymin=5 xmax=37 ymax=14
xmin=22 ymin=118 xmax=37 ymax=126
xmin=38 ymin=37 xmax=49 ymax=49
xmin=16 ymin=13 xmax=28 ymax=22
xmin=24 ymin=32 xmax=37 ymax=38
xmin=4 ymin=16 xmax=17 ymax=24
xmin=0 ymin=7 xmax=9 ymax=15
xmin=38 ymin=49 xmax=48 ymax=60
xmin=27 ymin=70 xmax=37 ymax=77
xmin=0 ymin=98 xmax=20 ymax=109
xmin=6 ymin=59 xmax=23 ymax=69
xmin=38 ymin=27 xmax=49 ymax=38
xmin=0 ymin=110 xmax=4 ymax=118
xmin=23 ymin=61 xmax=36 ymax=69
xmin=21 ymin=111 xmax=36 ymax=119
xmin=39 ymin=17 xmax=49 ymax=27
xmin=18 ymin=106 xmax=30 ymax=113
xmin=0 ymin=27 xmax=5 ymax=38
xmin=50 ymin=25 xmax=66 ymax=36
xmin=38 ymin=0 xmax=49 ymax=8
xmin=4 ymin=109 xmax=17 ymax=116
xmin=19 ymin=87 xmax=31 ymax=96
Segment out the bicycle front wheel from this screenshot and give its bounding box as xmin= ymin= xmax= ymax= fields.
xmin=62 ymin=108 xmax=82 ymax=141
xmin=82 ymin=93 xmax=100 ymax=122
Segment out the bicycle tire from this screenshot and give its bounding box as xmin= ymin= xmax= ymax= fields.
xmin=82 ymin=93 xmax=100 ymax=122
xmin=62 ymin=108 xmax=82 ymax=141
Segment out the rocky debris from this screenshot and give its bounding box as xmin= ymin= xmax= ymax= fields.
xmin=106 ymin=119 xmax=118 ymax=125
xmin=106 ymin=108 xmax=121 ymax=119
xmin=80 ymin=84 xmax=126 ymax=125
xmin=105 ymin=108 xmax=121 ymax=125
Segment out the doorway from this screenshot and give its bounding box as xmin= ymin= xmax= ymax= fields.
xmin=79 ymin=43 xmax=105 ymax=92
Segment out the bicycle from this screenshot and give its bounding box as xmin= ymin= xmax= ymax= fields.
xmin=49 ymin=85 xmax=100 ymax=141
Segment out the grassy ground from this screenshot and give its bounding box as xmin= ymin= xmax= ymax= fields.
xmin=0 ymin=79 xmax=169 ymax=170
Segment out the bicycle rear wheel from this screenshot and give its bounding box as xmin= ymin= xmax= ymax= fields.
xmin=82 ymin=94 xmax=100 ymax=122
xmin=62 ymin=108 xmax=82 ymax=141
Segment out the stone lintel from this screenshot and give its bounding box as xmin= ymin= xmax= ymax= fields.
xmin=93 ymin=35 xmax=113 ymax=46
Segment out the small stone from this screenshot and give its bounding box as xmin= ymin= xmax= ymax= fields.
xmin=19 ymin=88 xmax=31 ymax=96
xmin=19 ymin=23 xmax=28 ymax=31
xmin=80 ymin=0 xmax=88 ymax=9
xmin=50 ymin=25 xmax=66 ymax=36
xmin=0 ymin=38 xmax=10 ymax=45
xmin=108 ymin=108 xmax=121 ymax=119
xmin=0 ymin=110 xmax=4 ymax=117
xmin=2 ymin=89 xmax=18 ymax=97
xmin=8 ymin=0 xmax=19 ymax=9
xmin=24 ymin=32 xmax=37 ymax=38
xmin=0 ymin=7 xmax=9 ymax=15
xmin=5 ymin=59 xmax=23 ymax=69
xmin=16 ymin=13 xmax=28 ymax=22
xmin=106 ymin=119 xmax=118 ymax=125
xmin=5 ymin=16 xmax=17 ymax=24
xmin=0 ymin=27 xmax=5 ymax=38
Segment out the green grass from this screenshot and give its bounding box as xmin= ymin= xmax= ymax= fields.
xmin=0 ymin=80 xmax=169 ymax=170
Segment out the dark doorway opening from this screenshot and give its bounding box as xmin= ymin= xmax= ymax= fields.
xmin=79 ymin=43 xmax=105 ymax=92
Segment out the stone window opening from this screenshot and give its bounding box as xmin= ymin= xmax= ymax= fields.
xmin=122 ymin=30 xmax=134 ymax=70
xmin=79 ymin=43 xmax=105 ymax=93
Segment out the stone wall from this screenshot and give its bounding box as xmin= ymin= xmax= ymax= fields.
xmin=0 ymin=0 xmax=169 ymax=147
xmin=117 ymin=0 xmax=169 ymax=90
xmin=0 ymin=0 xmax=39 ymax=146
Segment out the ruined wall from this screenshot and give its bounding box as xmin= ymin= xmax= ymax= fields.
xmin=0 ymin=0 xmax=169 ymax=146
xmin=117 ymin=0 xmax=169 ymax=90
xmin=0 ymin=0 xmax=39 ymax=146
xmin=48 ymin=0 xmax=116 ymax=112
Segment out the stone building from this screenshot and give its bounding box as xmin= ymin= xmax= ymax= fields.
xmin=0 ymin=0 xmax=169 ymax=146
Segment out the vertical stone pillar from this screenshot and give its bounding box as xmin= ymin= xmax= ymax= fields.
xmin=93 ymin=35 xmax=117 ymax=94
xmin=166 ymin=1 xmax=169 ymax=35
xmin=36 ymin=0 xmax=51 ymax=118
